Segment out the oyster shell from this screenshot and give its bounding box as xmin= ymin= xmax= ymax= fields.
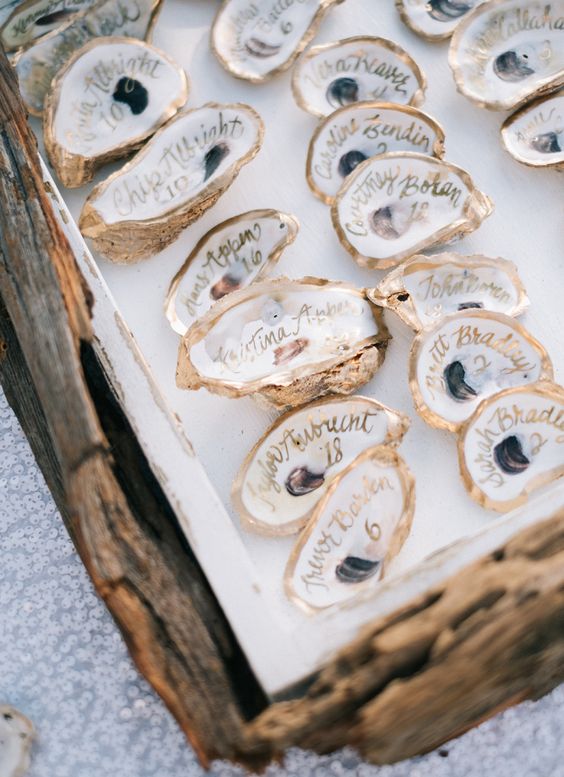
xmin=211 ymin=0 xmax=343 ymax=83
xmin=449 ymin=0 xmax=564 ymax=111
xmin=331 ymin=151 xmax=493 ymax=270
xmin=292 ymin=36 xmax=427 ymax=118
xmin=0 ymin=0 xmax=27 ymax=27
xmin=43 ymin=37 xmax=188 ymax=188
xmin=459 ymin=381 xmax=564 ymax=511
xmin=395 ymin=0 xmax=488 ymax=42
xmin=13 ymin=0 xmax=162 ymax=115
xmin=0 ymin=706 xmax=34 ymax=777
xmin=307 ymin=101 xmax=446 ymax=205
xmin=371 ymin=253 xmax=529 ymax=331
xmin=176 ymin=277 xmax=390 ymax=410
xmin=165 ymin=209 xmax=299 ymax=335
xmin=79 ymin=102 xmax=264 ymax=263
xmin=285 ymin=445 xmax=415 ymax=611
xmin=501 ymin=88 xmax=564 ymax=169
xmin=409 ymin=309 xmax=553 ymax=432
xmin=0 ymin=0 xmax=98 ymax=50
xmin=233 ymin=395 xmax=409 ymax=535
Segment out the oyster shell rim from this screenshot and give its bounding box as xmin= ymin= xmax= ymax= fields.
xmin=369 ymin=252 xmax=530 ymax=331
xmin=43 ymin=36 xmax=190 ymax=189
xmin=78 ymin=100 xmax=265 ymax=241
xmin=501 ymin=88 xmax=564 ymax=170
xmin=448 ymin=0 xmax=564 ymax=112
xmin=175 ymin=275 xmax=389 ymax=398
xmin=0 ymin=0 xmax=95 ymax=51
xmin=457 ymin=380 xmax=564 ymax=512
xmin=210 ymin=0 xmax=345 ymax=84
xmin=306 ymin=100 xmax=447 ymax=205
xmin=408 ymin=308 xmax=554 ymax=433
xmin=330 ymin=150 xmax=494 ymax=271
xmin=395 ymin=0 xmax=485 ymax=42
xmin=164 ymin=208 xmax=300 ymax=336
xmin=284 ymin=444 xmax=416 ymax=613
xmin=232 ymin=394 xmax=411 ymax=537
xmin=11 ymin=0 xmax=163 ymax=117
xmin=291 ymin=35 xmax=428 ymax=118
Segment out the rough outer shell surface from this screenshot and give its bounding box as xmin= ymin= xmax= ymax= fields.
xmin=233 ymin=395 xmax=410 ymax=535
xmin=211 ymin=0 xmax=343 ymax=83
xmin=370 ymin=252 xmax=529 ymax=331
xmin=79 ymin=102 xmax=264 ymax=263
xmin=306 ymin=101 xmax=446 ymax=205
xmin=458 ymin=381 xmax=564 ymax=511
xmin=13 ymin=0 xmax=162 ymax=115
xmin=44 ymin=37 xmax=189 ymax=188
xmin=285 ymin=445 xmax=415 ymax=611
xmin=501 ymin=88 xmax=564 ymax=169
xmin=175 ymin=276 xmax=390 ymax=411
xmin=292 ymin=35 xmax=427 ymax=118
xmin=165 ymin=209 xmax=299 ymax=335
xmin=449 ymin=0 xmax=564 ymax=111
xmin=409 ymin=308 xmax=553 ymax=432
xmin=331 ymin=151 xmax=493 ymax=270
xmin=0 ymin=706 xmax=34 ymax=777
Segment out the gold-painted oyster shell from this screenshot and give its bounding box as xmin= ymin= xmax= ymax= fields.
xmin=292 ymin=35 xmax=426 ymax=118
xmin=306 ymin=101 xmax=445 ymax=205
xmin=233 ymin=395 xmax=409 ymax=535
xmin=79 ymin=102 xmax=264 ymax=263
xmin=331 ymin=152 xmax=493 ymax=270
xmin=395 ymin=0 xmax=488 ymax=42
xmin=165 ymin=209 xmax=299 ymax=335
xmin=175 ymin=277 xmax=390 ymax=411
xmin=44 ymin=37 xmax=189 ymax=188
xmin=1 ymin=0 xmax=97 ymax=50
xmin=285 ymin=445 xmax=415 ymax=611
xmin=501 ymin=88 xmax=564 ymax=169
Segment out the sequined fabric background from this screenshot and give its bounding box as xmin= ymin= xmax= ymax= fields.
xmin=1 ymin=386 xmax=563 ymax=777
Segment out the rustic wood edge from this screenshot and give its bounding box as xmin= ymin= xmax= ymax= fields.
xmin=2 ymin=44 xmax=564 ymax=770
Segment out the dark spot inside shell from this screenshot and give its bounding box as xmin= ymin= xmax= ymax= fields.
xmin=530 ymin=131 xmax=562 ymax=154
xmin=458 ymin=301 xmax=484 ymax=311
xmin=35 ymin=8 xmax=75 ymax=25
xmin=493 ymin=50 xmax=535 ymax=82
xmin=210 ymin=273 xmax=242 ymax=300
xmin=396 ymin=292 xmax=410 ymax=303
xmin=371 ymin=206 xmax=401 ymax=240
xmin=444 ymin=360 xmax=477 ymax=401
xmin=427 ymin=0 xmax=472 ymax=22
xmin=285 ymin=466 xmax=325 ymax=496
xmin=494 ymin=435 xmax=530 ymax=474
xmin=336 ymin=556 xmax=380 ymax=584
xmin=3 ymin=713 xmax=13 ymax=720
xmin=338 ymin=149 xmax=368 ymax=178
xmin=113 ymin=77 xmax=148 ymax=115
xmin=273 ymin=338 xmax=309 ymax=366
xmin=326 ymin=77 xmax=359 ymax=109
xmin=203 ymin=142 xmax=230 ymax=181
xmin=244 ymin=37 xmax=282 ymax=58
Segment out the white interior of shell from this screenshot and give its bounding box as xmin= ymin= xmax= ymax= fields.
xmin=187 ymin=283 xmax=380 ymax=388
xmin=307 ymin=102 xmax=444 ymax=204
xmin=502 ymin=90 xmax=564 ymax=166
xmin=1 ymin=0 xmax=96 ymax=50
xmin=333 ymin=153 xmax=487 ymax=266
xmin=412 ymin=310 xmax=552 ymax=430
xmin=0 ymin=707 xmax=34 ymax=777
xmin=461 ymin=384 xmax=564 ymax=509
xmin=50 ymin=39 xmax=187 ymax=161
xmin=375 ymin=253 xmax=528 ymax=330
xmin=212 ymin=0 xmax=330 ymax=81
xmin=236 ymin=396 xmax=408 ymax=533
xmin=397 ymin=0 xmax=487 ymax=40
xmin=167 ymin=211 xmax=298 ymax=335
xmin=85 ymin=103 xmax=262 ymax=224
xmin=450 ymin=0 xmax=564 ymax=109
xmin=286 ymin=448 xmax=413 ymax=610
xmin=293 ymin=36 xmax=425 ymax=117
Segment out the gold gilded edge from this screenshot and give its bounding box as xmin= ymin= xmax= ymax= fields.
xmin=394 ymin=0 xmax=459 ymax=42
xmin=456 ymin=380 xmax=564 ymax=512
xmin=284 ymin=444 xmax=416 ymax=614
xmin=231 ymin=394 xmax=411 ymax=537
xmin=305 ymin=100 xmax=446 ymax=206
xmin=501 ymin=89 xmax=564 ymax=171
xmin=408 ymin=308 xmax=554 ymax=433
xmin=291 ymin=35 xmax=428 ymax=118
xmin=164 ymin=209 xmax=300 ymax=336
xmin=330 ymin=150 xmax=494 ymax=271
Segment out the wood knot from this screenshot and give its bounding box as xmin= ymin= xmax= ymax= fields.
xmin=0 ymin=338 xmax=8 ymax=362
